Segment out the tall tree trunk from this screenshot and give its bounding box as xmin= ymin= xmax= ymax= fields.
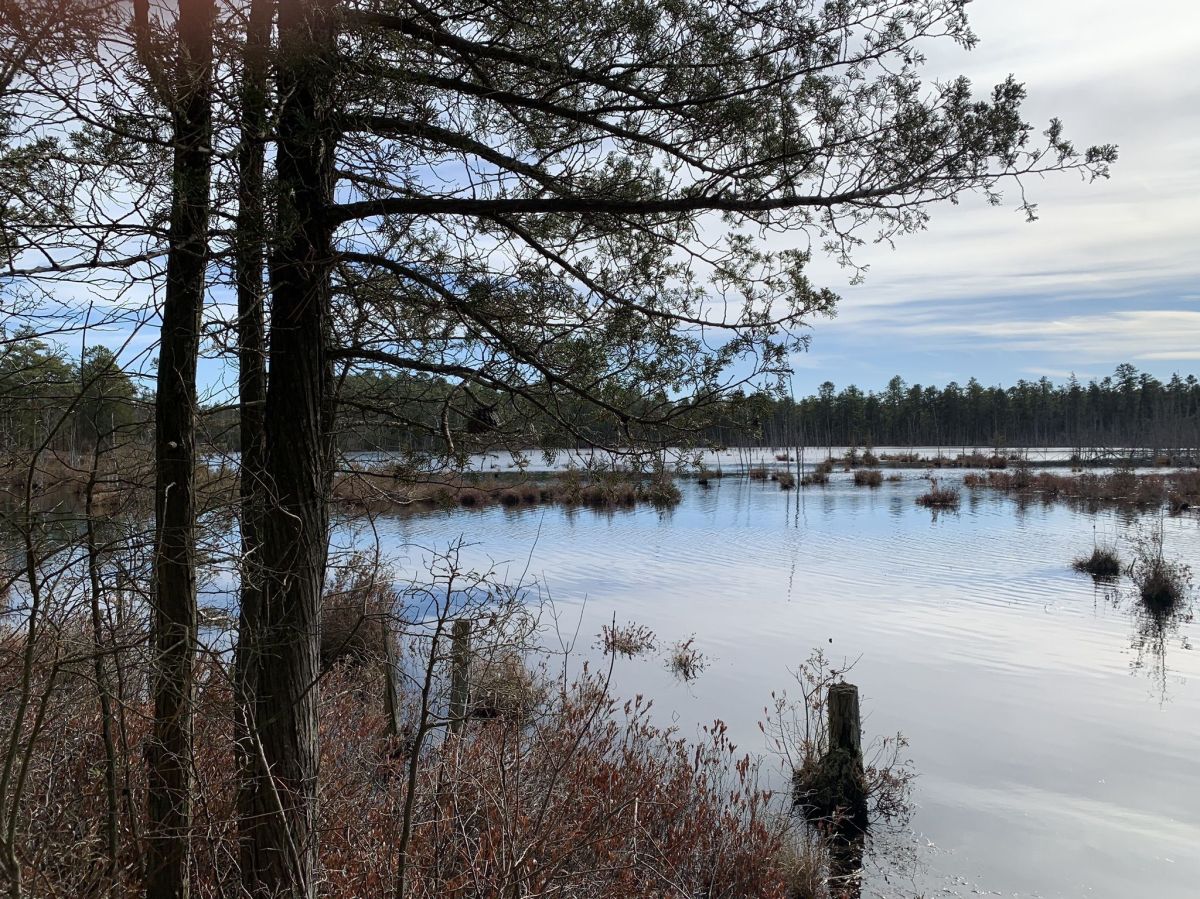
xmin=144 ymin=1 xmax=215 ymax=897
xmin=240 ymin=0 xmax=337 ymax=894
xmin=232 ymin=0 xmax=273 ymax=881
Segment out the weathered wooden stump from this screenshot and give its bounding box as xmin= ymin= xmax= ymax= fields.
xmin=794 ymin=682 xmax=868 ymax=829
xmin=790 ymin=681 xmax=868 ymax=898
xmin=822 ymin=682 xmax=868 ymax=828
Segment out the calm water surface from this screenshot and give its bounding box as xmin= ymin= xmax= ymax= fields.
xmin=361 ymin=469 xmax=1200 ymax=898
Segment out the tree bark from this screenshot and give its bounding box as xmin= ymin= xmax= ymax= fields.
xmin=232 ymin=0 xmax=273 ymax=882
xmin=145 ymin=1 xmax=215 ymax=897
xmin=239 ymin=0 xmax=337 ymax=895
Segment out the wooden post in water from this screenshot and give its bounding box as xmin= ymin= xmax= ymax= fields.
xmin=818 ymin=681 xmax=868 ymax=829
xmin=827 ymin=682 xmax=862 ymax=761
xmin=825 ymin=681 xmax=866 ymax=899
xmin=448 ymin=619 xmax=472 ymax=735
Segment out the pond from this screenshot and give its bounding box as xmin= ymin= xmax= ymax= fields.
xmin=361 ymin=465 xmax=1200 ymax=899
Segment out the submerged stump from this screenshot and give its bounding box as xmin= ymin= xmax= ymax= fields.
xmin=794 ymin=681 xmax=869 ymax=898
xmin=795 ymin=682 xmax=868 ymax=830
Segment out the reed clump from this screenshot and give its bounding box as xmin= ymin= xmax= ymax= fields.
xmin=638 ymin=476 xmax=683 ymax=507
xmin=852 ymin=469 xmax=882 ymax=487
xmin=747 ymin=466 xmax=769 ymax=480
xmin=470 ymin=651 xmax=546 ymax=723
xmin=1072 ymin=545 xmax=1121 ymax=579
xmin=320 ymin=557 xmax=396 ymax=670
xmin=776 ymin=472 xmax=796 ymax=490
xmin=1128 ymin=529 xmax=1192 ymax=608
xmin=916 ymin=482 xmax=959 ymax=508
xmin=667 ymin=637 xmax=707 ymax=683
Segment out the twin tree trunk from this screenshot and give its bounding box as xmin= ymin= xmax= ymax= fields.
xmin=232 ymin=0 xmax=271 ymax=885
xmin=239 ymin=0 xmax=337 ymax=895
xmin=146 ymin=1 xmax=215 ymax=897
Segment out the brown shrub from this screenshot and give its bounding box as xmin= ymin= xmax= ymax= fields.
xmin=1 ymin=636 xmax=791 ymax=899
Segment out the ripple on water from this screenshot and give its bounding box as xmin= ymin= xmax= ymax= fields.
xmin=367 ymin=477 xmax=1200 ymax=899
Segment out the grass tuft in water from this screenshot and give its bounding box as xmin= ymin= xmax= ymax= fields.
xmin=1128 ymin=524 xmax=1193 ymax=608
xmin=916 ymin=481 xmax=959 ymax=508
xmin=1072 ymin=545 xmax=1121 ymax=579
xmin=852 ymin=469 xmax=882 ymax=487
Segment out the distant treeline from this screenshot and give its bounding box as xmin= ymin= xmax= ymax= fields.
xmin=7 ymin=339 xmax=1198 ymax=457
xmin=733 ymin=365 xmax=1200 ymax=450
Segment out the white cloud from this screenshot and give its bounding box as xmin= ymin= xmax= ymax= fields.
xmin=786 ymin=0 xmax=1200 ymax=370
xmin=894 ymin=310 xmax=1200 ymax=362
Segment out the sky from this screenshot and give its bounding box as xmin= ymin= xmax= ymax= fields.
xmin=785 ymin=0 xmax=1200 ymax=395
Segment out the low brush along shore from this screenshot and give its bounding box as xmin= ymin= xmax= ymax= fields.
xmin=332 ymin=465 xmax=682 ymax=513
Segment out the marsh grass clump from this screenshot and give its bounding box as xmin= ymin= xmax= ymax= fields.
xmin=777 ymin=472 xmax=796 ymax=490
xmin=1135 ymin=561 xmax=1188 ymax=606
xmin=861 ymin=449 xmax=879 ymax=468
xmin=1073 ymin=545 xmax=1121 ymax=579
xmin=599 ymin=622 xmax=657 ymax=659
xmin=748 ymin=466 xmax=769 ymax=480
xmin=852 ymin=469 xmax=882 ymax=487
xmin=638 ymin=476 xmax=681 ymax=507
xmin=321 ymin=556 xmax=396 ymax=670
xmin=916 ymin=481 xmax=959 ymax=508
xmin=667 ymin=637 xmax=707 ymax=683
xmin=457 ymin=487 xmax=484 ymax=507
xmin=800 ymin=470 xmax=828 ymax=487
xmin=470 ymin=651 xmax=546 ymax=723
xmin=1127 ymin=526 xmax=1192 ymax=608
xmin=771 ymin=822 xmax=830 ymax=899
xmin=815 ymin=458 xmax=835 ymax=476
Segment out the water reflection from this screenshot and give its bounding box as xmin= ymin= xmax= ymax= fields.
xmin=1097 ymin=579 xmax=1197 ymax=702
xmin=3 ymin=469 xmax=1200 ymax=896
